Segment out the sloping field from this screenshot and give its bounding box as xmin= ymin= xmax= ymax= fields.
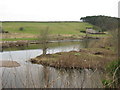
xmin=2 ymin=22 xmax=92 ymax=35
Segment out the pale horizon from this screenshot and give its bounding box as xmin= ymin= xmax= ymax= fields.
xmin=0 ymin=0 xmax=119 ymax=21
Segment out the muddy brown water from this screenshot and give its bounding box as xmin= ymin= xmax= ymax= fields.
xmin=0 ymin=40 xmax=103 ymax=88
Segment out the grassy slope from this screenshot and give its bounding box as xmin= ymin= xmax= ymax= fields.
xmin=2 ymin=22 xmax=108 ymax=41
xmin=2 ymin=22 xmax=92 ymax=35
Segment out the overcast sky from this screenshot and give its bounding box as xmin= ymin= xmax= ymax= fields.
xmin=0 ymin=0 xmax=119 ymax=21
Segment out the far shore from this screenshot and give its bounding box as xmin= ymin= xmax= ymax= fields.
xmin=2 ymin=35 xmax=101 ymax=48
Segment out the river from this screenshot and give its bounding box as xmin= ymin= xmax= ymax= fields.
xmin=0 ymin=40 xmax=103 ymax=88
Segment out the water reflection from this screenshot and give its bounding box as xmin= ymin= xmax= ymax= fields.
xmin=3 ymin=39 xmax=95 ymax=51
xmin=1 ymin=40 xmax=103 ymax=88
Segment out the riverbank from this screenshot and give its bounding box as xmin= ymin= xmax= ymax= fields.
xmin=1 ymin=35 xmax=101 ymax=49
xmin=30 ymin=48 xmax=117 ymax=69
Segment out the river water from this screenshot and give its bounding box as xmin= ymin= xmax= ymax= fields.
xmin=0 ymin=40 xmax=103 ymax=88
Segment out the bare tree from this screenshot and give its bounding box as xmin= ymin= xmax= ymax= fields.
xmin=39 ymin=27 xmax=50 ymax=55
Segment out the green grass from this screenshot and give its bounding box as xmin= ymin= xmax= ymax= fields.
xmin=2 ymin=22 xmax=108 ymax=41
xmin=2 ymin=22 xmax=93 ymax=35
xmin=1 ymin=38 xmax=38 ymax=41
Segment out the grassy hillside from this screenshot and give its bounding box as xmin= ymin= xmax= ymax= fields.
xmin=2 ymin=22 xmax=92 ymax=35
xmin=2 ymin=22 xmax=107 ymax=41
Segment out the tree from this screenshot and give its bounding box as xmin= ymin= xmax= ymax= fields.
xmin=39 ymin=27 xmax=50 ymax=55
xmin=80 ymin=15 xmax=119 ymax=32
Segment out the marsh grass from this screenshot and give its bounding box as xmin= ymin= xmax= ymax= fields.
xmin=31 ymin=48 xmax=116 ymax=69
xmin=103 ymin=60 xmax=120 ymax=88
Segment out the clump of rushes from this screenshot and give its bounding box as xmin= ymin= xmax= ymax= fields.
xmin=103 ymin=59 xmax=120 ymax=88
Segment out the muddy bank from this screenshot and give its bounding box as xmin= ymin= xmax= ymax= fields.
xmin=30 ymin=48 xmax=117 ymax=69
xmin=1 ymin=41 xmax=29 ymax=48
xmin=0 ymin=61 xmax=20 ymax=67
xmin=2 ymin=36 xmax=100 ymax=49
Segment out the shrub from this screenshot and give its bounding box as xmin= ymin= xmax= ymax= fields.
xmin=19 ymin=27 xmax=24 ymax=31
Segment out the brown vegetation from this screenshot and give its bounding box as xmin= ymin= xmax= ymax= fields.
xmin=30 ymin=48 xmax=117 ymax=69
xmin=2 ymin=41 xmax=28 ymax=48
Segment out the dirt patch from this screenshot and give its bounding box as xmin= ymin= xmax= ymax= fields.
xmin=2 ymin=33 xmax=36 ymax=39
xmin=0 ymin=61 xmax=20 ymax=67
xmin=30 ymin=48 xmax=117 ymax=69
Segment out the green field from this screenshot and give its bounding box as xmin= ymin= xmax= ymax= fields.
xmin=2 ymin=22 xmax=93 ymax=35
xmin=2 ymin=22 xmax=108 ymax=41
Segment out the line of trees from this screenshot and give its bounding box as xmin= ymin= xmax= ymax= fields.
xmin=80 ymin=15 xmax=119 ymax=32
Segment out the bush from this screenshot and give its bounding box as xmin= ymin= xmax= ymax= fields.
xmin=19 ymin=27 xmax=24 ymax=31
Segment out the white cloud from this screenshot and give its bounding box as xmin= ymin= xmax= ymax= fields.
xmin=0 ymin=0 xmax=119 ymax=21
